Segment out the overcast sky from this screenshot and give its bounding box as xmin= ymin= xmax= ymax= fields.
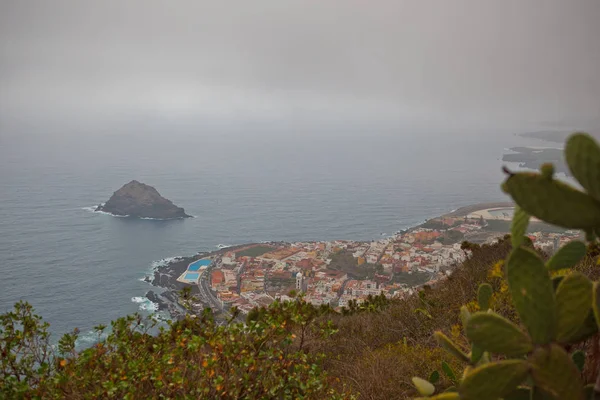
xmin=1 ymin=0 xmax=599 ymax=132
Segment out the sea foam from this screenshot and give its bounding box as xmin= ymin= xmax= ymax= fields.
xmin=81 ymin=204 xmax=129 ymax=217
xmin=139 ymin=256 xmax=183 ymax=283
xmin=131 ymin=296 xmax=159 ymax=312
xmin=74 ymin=329 xmax=109 ymax=350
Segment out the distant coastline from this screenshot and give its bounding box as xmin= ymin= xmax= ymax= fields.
xmin=500 ymin=131 xmax=582 ymax=175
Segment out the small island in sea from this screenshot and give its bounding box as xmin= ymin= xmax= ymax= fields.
xmin=96 ymin=180 xmax=191 ymax=219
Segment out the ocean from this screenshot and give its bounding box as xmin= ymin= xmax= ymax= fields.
xmin=0 ymin=121 xmax=552 ymax=345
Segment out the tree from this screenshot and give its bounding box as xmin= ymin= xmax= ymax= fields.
xmin=0 ymin=299 xmax=348 ymax=399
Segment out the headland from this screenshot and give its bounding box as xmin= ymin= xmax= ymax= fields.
xmin=142 ymin=202 xmax=578 ymax=321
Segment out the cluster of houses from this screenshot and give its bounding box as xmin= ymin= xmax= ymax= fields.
xmin=196 ymin=215 xmax=581 ymax=314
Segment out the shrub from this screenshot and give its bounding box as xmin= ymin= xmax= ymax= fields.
xmin=0 ymin=299 xmax=351 ymax=399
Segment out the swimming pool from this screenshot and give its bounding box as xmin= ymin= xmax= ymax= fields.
xmin=184 ymin=272 xmax=199 ymax=281
xmin=188 ymin=259 xmax=211 ymax=271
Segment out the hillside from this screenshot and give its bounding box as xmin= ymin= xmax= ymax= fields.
xmin=0 ymin=235 xmax=586 ymax=399
xmin=4 ymin=132 xmax=600 ymax=399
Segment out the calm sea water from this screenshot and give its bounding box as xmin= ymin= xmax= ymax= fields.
xmin=0 ymin=120 xmax=549 ymax=344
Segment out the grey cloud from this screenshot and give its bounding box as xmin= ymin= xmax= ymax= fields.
xmin=1 ymin=0 xmax=599 ymax=130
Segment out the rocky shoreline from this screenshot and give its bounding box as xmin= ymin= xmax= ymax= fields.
xmin=143 ymin=245 xmax=261 ymax=320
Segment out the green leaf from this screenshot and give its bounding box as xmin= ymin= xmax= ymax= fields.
xmin=502 ymin=172 xmax=600 ymax=229
xmin=572 ymin=350 xmax=585 ymax=372
xmin=429 ymin=370 xmax=440 ymax=384
xmin=459 ymin=360 xmax=529 ymax=400
xmin=434 ymin=332 xmax=470 ymax=363
xmin=441 ymin=361 xmax=457 ymax=384
xmin=477 ymin=283 xmax=493 ymax=310
xmin=555 ymin=272 xmax=593 ymax=343
xmin=466 ymin=312 xmax=532 ymax=356
xmin=506 ymin=247 xmax=557 ymax=344
xmin=547 ymin=241 xmax=587 ymax=271
xmin=412 ymin=376 xmax=435 ymax=396
xmin=530 ymin=344 xmax=584 ymax=400
xmin=565 ymin=132 xmax=600 ymax=202
xmin=511 ymin=206 xmax=530 ymax=248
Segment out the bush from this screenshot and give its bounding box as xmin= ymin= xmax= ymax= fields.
xmin=0 ymin=299 xmax=351 ymax=399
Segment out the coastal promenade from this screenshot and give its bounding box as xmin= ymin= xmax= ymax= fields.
xmin=197 ymin=266 xmax=224 ymax=311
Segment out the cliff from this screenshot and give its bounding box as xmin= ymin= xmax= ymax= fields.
xmin=96 ymin=180 xmax=191 ymax=219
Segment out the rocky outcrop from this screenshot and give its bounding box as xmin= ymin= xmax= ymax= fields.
xmin=96 ymin=180 xmax=191 ymax=219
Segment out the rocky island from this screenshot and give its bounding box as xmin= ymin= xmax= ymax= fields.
xmin=96 ymin=180 xmax=191 ymax=219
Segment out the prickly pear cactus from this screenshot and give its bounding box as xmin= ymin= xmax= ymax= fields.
xmin=413 ymin=132 xmax=600 ymax=399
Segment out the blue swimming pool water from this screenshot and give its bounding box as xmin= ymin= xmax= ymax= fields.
xmin=184 ymin=272 xmax=199 ymax=281
xmin=189 ymin=259 xmax=211 ymax=270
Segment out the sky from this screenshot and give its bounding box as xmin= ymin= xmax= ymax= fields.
xmin=1 ymin=0 xmax=600 ymax=134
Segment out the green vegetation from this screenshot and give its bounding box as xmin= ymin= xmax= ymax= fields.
xmin=236 ymin=245 xmax=274 ymax=258
xmin=1 ymin=299 xmax=349 ymax=399
xmin=5 ymin=132 xmax=600 ymax=399
xmin=413 ymin=132 xmax=600 ymax=399
xmin=0 ymin=235 xmax=517 ymax=399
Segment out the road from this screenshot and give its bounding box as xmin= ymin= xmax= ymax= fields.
xmin=196 ymin=262 xmax=224 ymax=311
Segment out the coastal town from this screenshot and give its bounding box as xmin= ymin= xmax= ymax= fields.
xmin=171 ymin=204 xmax=582 ymax=315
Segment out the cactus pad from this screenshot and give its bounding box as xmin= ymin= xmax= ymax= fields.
xmin=412 ymin=376 xmax=435 ymax=396
xmin=434 ymin=331 xmax=470 ymax=363
xmin=466 ymin=312 xmax=532 ymax=356
xmin=530 ymin=344 xmax=584 ymax=400
xmin=459 ymin=360 xmax=529 ymax=400
xmin=441 ymin=361 xmax=457 ymax=384
xmin=507 ymin=247 xmax=557 ymax=344
xmin=502 ymin=172 xmax=600 ymax=229
xmin=565 ymin=133 xmax=600 ymax=202
xmin=555 ymin=272 xmax=593 ymax=343
xmin=477 ymin=283 xmax=493 ymax=310
xmin=511 ymin=206 xmax=530 ymax=248
xmin=546 ymin=241 xmax=587 ymax=271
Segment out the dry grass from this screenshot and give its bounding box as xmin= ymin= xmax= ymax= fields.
xmin=305 ymin=239 xmax=600 ymax=400
xmin=304 ymin=239 xmax=514 ymax=399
